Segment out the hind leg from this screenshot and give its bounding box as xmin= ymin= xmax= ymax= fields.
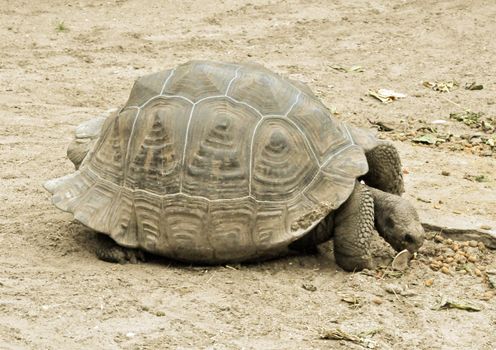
xmin=95 ymin=233 xmax=146 ymax=264
xmin=362 ymin=143 xmax=404 ymax=195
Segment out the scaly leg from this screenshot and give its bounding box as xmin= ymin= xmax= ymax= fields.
xmin=362 ymin=143 xmax=404 ymax=195
xmin=333 ymin=182 xmax=375 ymax=271
xmin=95 ymin=233 xmax=146 ymax=264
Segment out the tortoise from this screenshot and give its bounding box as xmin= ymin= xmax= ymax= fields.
xmin=44 ymin=60 xmax=424 ymax=271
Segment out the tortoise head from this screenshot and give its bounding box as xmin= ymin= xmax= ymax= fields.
xmin=370 ymin=188 xmax=425 ymax=254
xmin=66 ymin=115 xmax=110 ymax=169
xmin=67 ymin=139 xmax=93 ymax=169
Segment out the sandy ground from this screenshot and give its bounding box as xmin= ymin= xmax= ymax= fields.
xmin=1 ymin=0 xmax=496 ymax=349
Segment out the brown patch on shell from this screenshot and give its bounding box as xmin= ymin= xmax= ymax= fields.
xmin=290 ymin=202 xmax=332 ymax=231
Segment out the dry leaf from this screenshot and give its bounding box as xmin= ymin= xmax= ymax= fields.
xmin=423 ymin=80 xmax=459 ymax=92
xmin=331 ymin=65 xmax=364 ymax=73
xmin=465 ymin=82 xmax=483 ymax=90
xmin=434 ymin=297 xmax=481 ymax=312
xmin=368 ymin=89 xmax=407 ymax=103
xmin=392 ymin=249 xmax=410 ymax=271
xmin=412 ymin=134 xmax=438 ymax=145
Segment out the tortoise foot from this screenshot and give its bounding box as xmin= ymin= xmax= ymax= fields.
xmin=95 ymin=234 xmax=146 ymax=264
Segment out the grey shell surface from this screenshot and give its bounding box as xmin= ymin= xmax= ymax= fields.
xmin=45 ymin=60 xmax=368 ymax=263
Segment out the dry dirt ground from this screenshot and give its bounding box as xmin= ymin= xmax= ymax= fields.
xmin=1 ymin=0 xmax=496 ymax=349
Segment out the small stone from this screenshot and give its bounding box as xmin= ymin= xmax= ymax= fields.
xmin=401 ymin=289 xmax=417 ymax=297
xmin=477 ymin=242 xmax=485 ymax=250
xmin=424 ymin=278 xmax=434 ymax=287
xmin=474 ymin=268 xmax=482 ymax=277
xmin=481 ymin=291 xmax=494 ymax=300
xmin=434 ymin=235 xmax=444 ymax=243
xmin=468 ymin=255 xmax=477 ymax=263
xmin=441 ymin=170 xmax=450 ymax=176
xmin=440 ymin=266 xmax=451 ymax=275
xmin=430 ymin=262 xmax=441 ymax=271
xmin=372 ymin=297 xmax=383 ymax=305
xmin=469 ymin=240 xmax=479 ymax=247
xmin=302 ymin=283 xmax=317 ymax=292
xmin=126 ymin=332 xmax=136 ymax=338
xmin=454 ymin=254 xmax=466 ymax=264
xmin=488 ymin=276 xmax=496 ymax=289
xmin=384 ymin=283 xmax=404 ymax=294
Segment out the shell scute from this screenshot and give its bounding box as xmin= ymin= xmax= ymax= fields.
xmin=287 ymin=94 xmax=350 ymax=163
xmin=228 ymin=66 xmax=299 ymax=115
xmin=251 ymin=118 xmax=318 ymax=201
xmin=124 ymin=69 xmax=173 ymax=108
xmin=125 ymin=97 xmax=191 ymax=194
xmin=162 ymin=195 xmax=212 ymax=261
xmin=208 ymin=200 xmax=257 ymax=261
xmin=162 ymin=60 xmax=238 ymax=102
xmin=182 ymin=97 xmax=258 ymax=199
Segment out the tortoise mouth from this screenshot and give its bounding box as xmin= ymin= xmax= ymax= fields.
xmin=397 ymin=229 xmax=425 ymax=253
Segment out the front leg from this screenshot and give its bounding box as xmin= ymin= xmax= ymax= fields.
xmin=333 ymin=182 xmax=375 ymax=271
xmin=362 ymin=143 xmax=404 ymax=195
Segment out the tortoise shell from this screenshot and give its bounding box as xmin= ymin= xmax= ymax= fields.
xmin=45 ymin=60 xmax=368 ymax=263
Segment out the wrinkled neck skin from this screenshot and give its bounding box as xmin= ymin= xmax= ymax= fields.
xmin=367 ymin=186 xmax=425 ymax=253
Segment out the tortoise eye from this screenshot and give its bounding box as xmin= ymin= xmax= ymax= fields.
xmin=404 ymin=233 xmax=415 ymax=243
xmin=385 ymin=217 xmax=395 ymax=229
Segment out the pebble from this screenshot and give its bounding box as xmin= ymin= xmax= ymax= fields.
xmin=372 ymin=297 xmax=383 ymax=305
xmin=488 ymin=276 xmax=496 ymax=289
xmin=384 ymin=284 xmax=403 ymax=294
xmin=424 ymin=278 xmax=434 ymax=287
xmin=468 ymin=255 xmax=477 ymax=263
xmin=440 ymin=266 xmax=451 ymax=275
xmin=434 ymin=235 xmax=444 ymax=243
xmin=481 ymin=291 xmax=494 ymax=300
xmin=430 ymin=262 xmax=441 ymax=271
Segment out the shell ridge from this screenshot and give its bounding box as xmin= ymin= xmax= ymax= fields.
xmin=283 ymin=117 xmax=320 ymax=167
xmin=122 ymin=108 xmax=142 ymax=184
xmin=224 ymin=66 xmax=241 ymax=95
xmin=179 ymin=104 xmax=196 ymax=192
xmin=284 ymin=91 xmax=301 ymax=117
xmin=298 ymin=143 xmax=355 ymax=201
xmin=159 ymin=69 xmax=176 ymax=95
xmin=248 ymin=118 xmax=264 ymax=196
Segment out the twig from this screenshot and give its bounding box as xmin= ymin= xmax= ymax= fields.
xmin=439 ymin=95 xmax=463 ymax=109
